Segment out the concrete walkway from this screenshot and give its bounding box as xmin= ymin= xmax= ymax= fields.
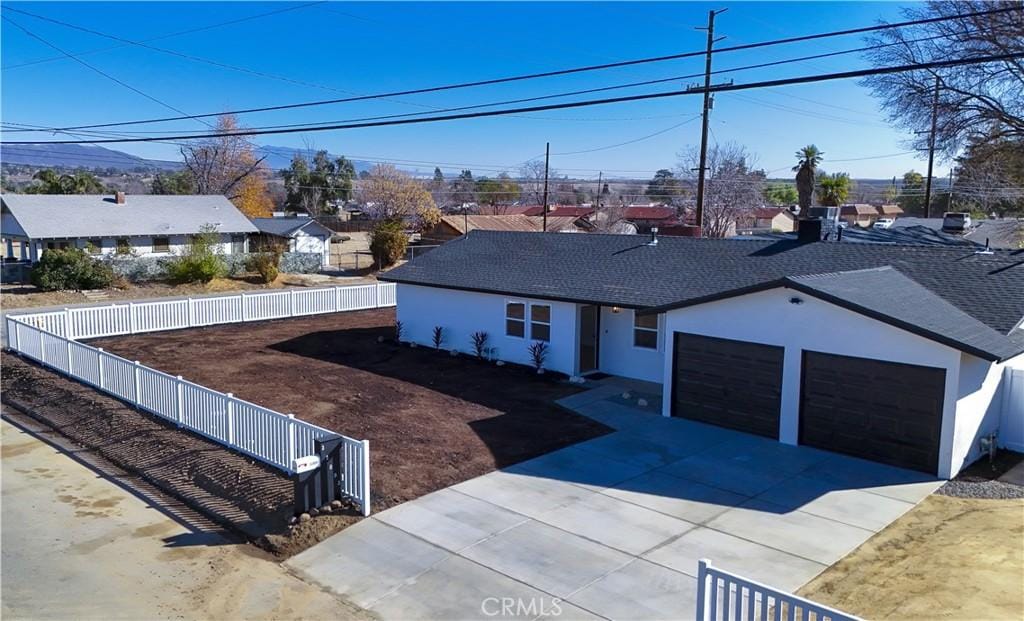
xmin=286 ymin=382 xmax=942 ymax=620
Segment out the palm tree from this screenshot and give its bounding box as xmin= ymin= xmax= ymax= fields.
xmin=815 ymin=172 xmax=852 ymax=206
xmin=793 ymin=145 xmax=824 ymax=213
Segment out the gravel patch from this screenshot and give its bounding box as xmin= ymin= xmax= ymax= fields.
xmin=937 ymin=478 xmax=1024 ymax=499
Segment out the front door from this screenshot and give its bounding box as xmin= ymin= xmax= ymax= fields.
xmin=579 ymin=305 xmax=600 ymax=374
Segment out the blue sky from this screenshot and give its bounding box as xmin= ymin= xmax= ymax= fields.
xmin=1 ymin=1 xmax=949 ymax=180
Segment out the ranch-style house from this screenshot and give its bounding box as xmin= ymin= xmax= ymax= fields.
xmin=1 ymin=193 xmax=257 ymax=262
xmin=380 ymin=229 xmax=1024 ymax=479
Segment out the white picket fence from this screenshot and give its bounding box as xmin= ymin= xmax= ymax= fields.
xmin=12 ymin=282 xmax=397 ymax=341
xmin=4 ymin=283 xmax=396 ymax=516
xmin=696 ymin=560 xmax=860 ymax=621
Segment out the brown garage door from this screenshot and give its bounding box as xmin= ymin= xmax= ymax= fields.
xmin=672 ymin=333 xmax=784 ymax=439
xmin=800 ymin=351 xmax=944 ymax=474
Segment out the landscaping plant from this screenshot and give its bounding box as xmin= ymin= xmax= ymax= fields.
xmin=30 ymin=247 xmax=115 ymax=291
xmin=245 ymin=244 xmax=283 ymax=284
xmin=528 ymin=341 xmax=549 ymax=374
xmin=394 ymin=320 xmax=405 ymax=342
xmin=470 ymin=331 xmax=489 ymax=359
xmin=432 ymin=325 xmax=445 ymax=350
xmin=166 ymin=224 xmax=226 ymax=284
xmin=369 ymin=220 xmax=408 ymax=268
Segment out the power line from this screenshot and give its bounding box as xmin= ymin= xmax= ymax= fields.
xmin=7 ymin=51 xmax=1019 ymax=146
xmin=1 ymin=1 xmax=326 ymax=71
xmin=12 ymin=5 xmax=1017 ymax=134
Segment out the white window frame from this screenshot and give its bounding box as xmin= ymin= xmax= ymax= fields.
xmin=632 ymin=310 xmax=659 ymax=350
xmin=151 ymin=236 xmax=170 ymax=253
xmin=529 ymin=303 xmax=551 ymax=342
xmin=505 ymin=300 xmax=526 ymax=339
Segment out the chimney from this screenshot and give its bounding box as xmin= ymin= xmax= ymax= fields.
xmin=797 ymin=218 xmax=823 ymax=243
xmin=648 ymin=226 xmax=659 ymax=246
xmin=115 ymin=191 xmax=126 ymax=205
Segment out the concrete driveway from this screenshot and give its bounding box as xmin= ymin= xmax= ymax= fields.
xmin=286 ymin=383 xmax=942 ymax=620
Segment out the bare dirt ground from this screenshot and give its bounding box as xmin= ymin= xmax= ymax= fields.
xmin=1 ymin=416 xmax=371 ymax=621
xmin=1 ymin=273 xmax=373 ymax=310
xmin=798 ymin=493 xmax=1024 ymax=620
xmin=92 ymin=309 xmax=607 ymax=512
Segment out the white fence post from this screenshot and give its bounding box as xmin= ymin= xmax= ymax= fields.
xmin=129 ymin=302 xmax=138 ymax=334
xmin=38 ymin=330 xmax=46 ymax=364
xmin=187 ymin=297 xmax=195 ymax=327
xmin=63 ymin=308 xmax=73 ymax=340
xmin=696 ymin=559 xmax=709 ymax=621
xmin=361 ymin=439 xmax=371 ymax=516
xmin=226 ymin=393 xmax=235 ymax=444
xmin=240 ymin=294 xmax=248 ymax=322
xmin=97 ymin=348 xmax=105 ymax=389
xmin=334 ymin=286 xmax=340 ymax=312
xmin=287 ymin=414 xmax=296 ymax=468
xmin=133 ymin=361 xmax=142 ymax=406
xmin=375 ymin=282 xmax=381 ymax=308
xmin=66 ymin=339 xmax=74 ymax=375
xmin=289 ymin=290 xmax=296 ymax=317
xmin=175 ymin=376 xmax=184 ymax=427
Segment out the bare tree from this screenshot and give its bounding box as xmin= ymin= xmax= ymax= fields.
xmin=590 ymin=201 xmax=631 ymax=233
xmin=862 ymin=1 xmax=1024 ymax=158
xmin=679 ymin=142 xmax=766 ymax=238
xmin=519 ymin=159 xmax=556 ymax=205
xmin=180 ymin=115 xmax=265 ymax=199
xmin=617 ymin=182 xmax=645 ymax=206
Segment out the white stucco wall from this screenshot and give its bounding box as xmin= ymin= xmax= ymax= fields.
xmin=598 ymin=306 xmax=665 ymax=383
xmin=396 ymin=284 xmax=579 ymax=375
xmin=661 ymin=287 xmax=965 ymax=478
xmin=39 ymin=233 xmax=248 ymax=259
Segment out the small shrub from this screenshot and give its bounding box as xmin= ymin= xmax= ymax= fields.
xmin=369 ymin=220 xmax=408 ymax=268
xmin=470 ymin=331 xmax=489 ymax=359
xmin=30 ymin=248 xmax=115 ymax=291
xmin=432 ymin=326 xmax=445 ymax=350
xmin=245 ymin=249 xmax=282 ymax=284
xmin=394 ymin=320 xmax=405 ymax=342
xmin=528 ymin=341 xmax=549 ymax=373
xmin=166 ymin=224 xmax=226 ymax=284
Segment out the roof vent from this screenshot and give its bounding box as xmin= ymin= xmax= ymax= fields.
xmin=975 ymin=237 xmax=994 ymax=255
xmin=115 ymin=191 xmax=126 ymax=205
xmin=648 ymin=227 xmax=659 ymax=246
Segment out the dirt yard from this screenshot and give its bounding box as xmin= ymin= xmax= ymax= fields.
xmin=91 ymin=308 xmax=608 ymax=511
xmin=798 ymin=493 xmax=1024 ymax=620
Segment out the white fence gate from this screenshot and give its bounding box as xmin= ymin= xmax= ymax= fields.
xmin=696 ymin=560 xmax=860 ymax=621
xmin=1001 ymin=367 xmax=1024 ymax=453
xmin=5 ymin=283 xmax=396 ymax=516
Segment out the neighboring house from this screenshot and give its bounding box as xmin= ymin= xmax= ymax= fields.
xmin=622 ymin=206 xmax=679 ymax=232
xmin=737 ymin=208 xmax=797 ymax=233
xmin=528 ymin=216 xmax=586 ymax=233
xmin=477 ymin=205 xmax=546 ymax=216
xmin=839 ymin=204 xmax=880 ymax=228
xmin=1 ymin=193 xmax=257 ymax=262
xmin=381 ymin=230 xmax=1024 ymax=479
xmin=425 ymin=214 xmax=582 ymax=242
xmin=877 ymin=203 xmax=904 ymax=219
xmin=250 ymin=216 xmax=334 ymax=267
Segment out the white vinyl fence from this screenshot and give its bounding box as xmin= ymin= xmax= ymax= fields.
xmin=12 ymin=283 xmax=397 ymax=341
xmin=696 ymin=560 xmax=860 ymax=621
xmin=4 ymin=283 xmax=395 ymax=516
xmin=1001 ymin=367 xmax=1024 ymax=453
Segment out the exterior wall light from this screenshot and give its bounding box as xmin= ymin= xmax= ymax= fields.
xmin=611 ymin=307 xmax=622 ymax=314
xmin=789 ymin=297 xmax=804 ymax=305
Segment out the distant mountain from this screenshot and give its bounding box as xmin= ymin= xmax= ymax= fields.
xmin=1 ymin=143 xmax=181 ymax=171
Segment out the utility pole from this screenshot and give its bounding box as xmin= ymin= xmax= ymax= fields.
xmin=692 ymin=8 xmax=728 ymax=237
xmin=542 ymin=142 xmax=550 ymax=232
xmin=947 ymin=168 xmax=955 ymax=212
xmin=595 ymin=171 xmax=602 ymax=210
xmin=923 ymin=76 xmax=940 ymax=218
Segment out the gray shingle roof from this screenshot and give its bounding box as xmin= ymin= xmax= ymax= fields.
xmin=380 ymin=230 xmax=1024 ymax=360
xmin=1 ymin=194 xmax=258 ymax=239
xmin=250 ymin=217 xmax=332 ymax=238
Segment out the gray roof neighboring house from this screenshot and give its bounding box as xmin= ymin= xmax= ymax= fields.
xmin=380 ymin=230 xmax=1024 ymax=361
xmin=250 ymin=217 xmax=333 ymax=238
xmin=893 ymin=217 xmax=1024 ymax=249
xmin=1 ymin=194 xmax=258 ymax=239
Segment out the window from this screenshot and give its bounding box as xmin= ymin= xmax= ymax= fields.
xmin=152 ymin=237 xmax=170 ymax=253
xmin=633 ymin=312 xmax=659 ymax=349
xmin=530 ymin=304 xmax=551 ymax=342
xmin=115 ymin=238 xmax=131 ymax=255
xmin=87 ymin=239 xmax=102 ymax=254
xmin=505 ymin=302 xmax=525 ymax=338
